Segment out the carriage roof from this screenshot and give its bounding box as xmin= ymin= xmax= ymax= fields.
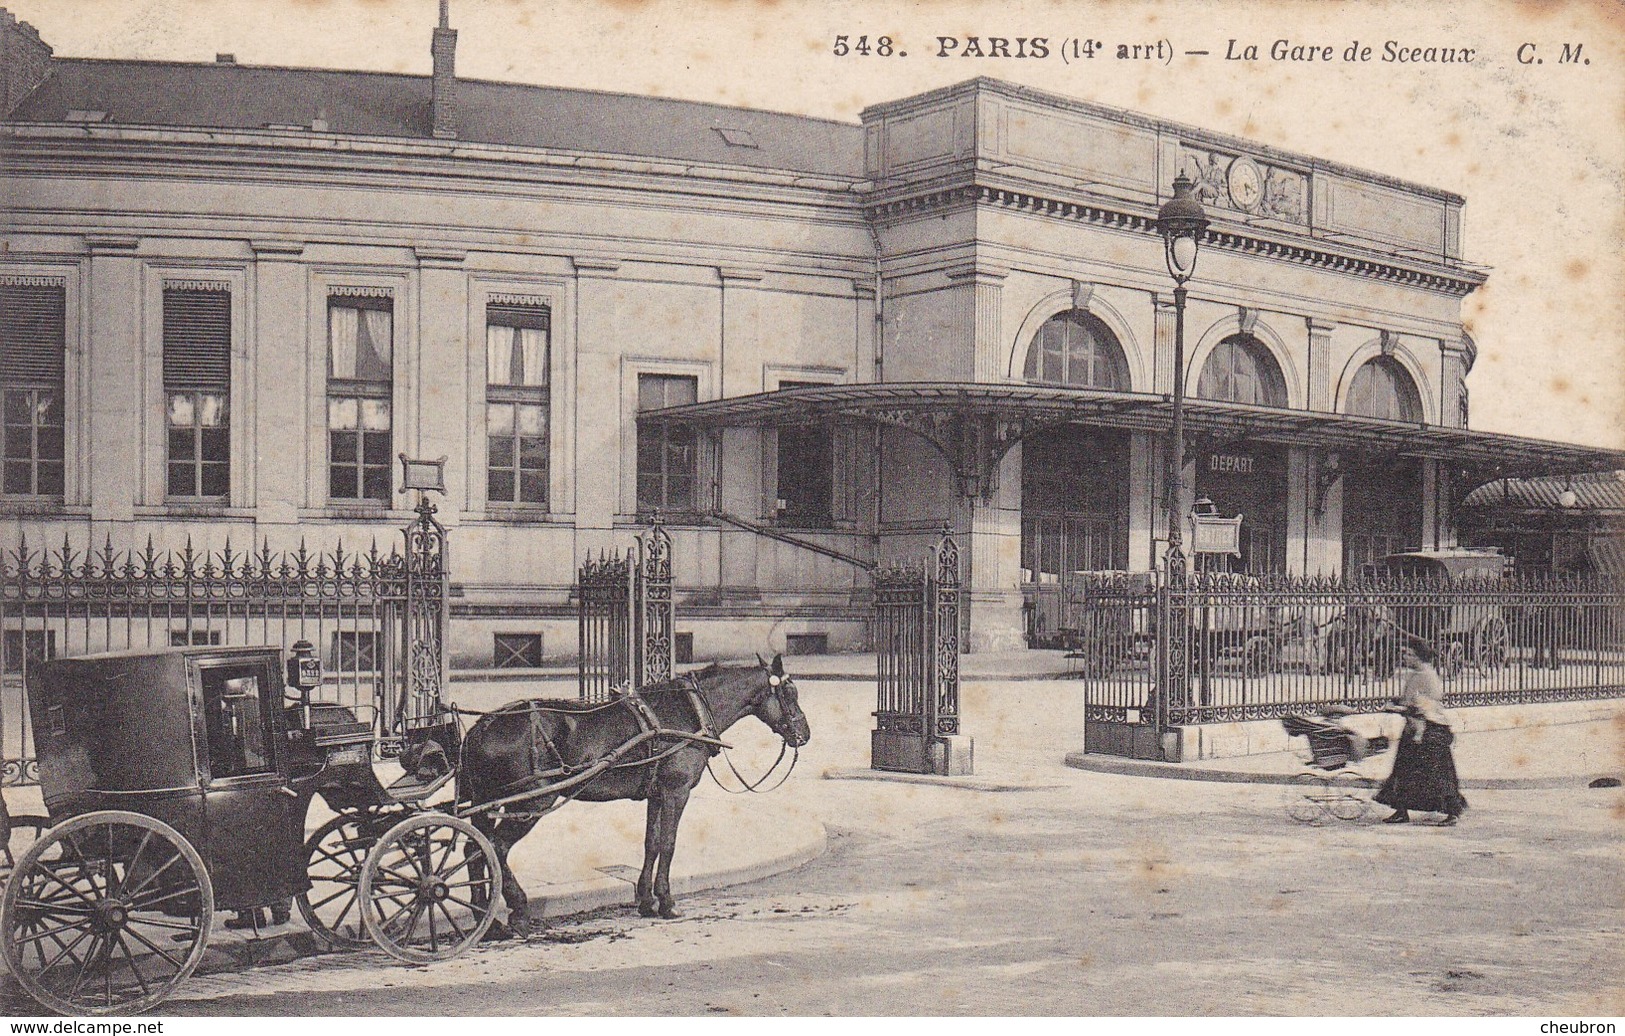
xmin=27 ymin=646 xmax=284 ymax=811
xmin=1379 ymin=549 xmax=1511 ymax=579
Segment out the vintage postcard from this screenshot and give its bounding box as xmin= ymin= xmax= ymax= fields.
xmin=0 ymin=0 xmax=1620 ymax=1024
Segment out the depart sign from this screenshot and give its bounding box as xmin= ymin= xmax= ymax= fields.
xmin=1207 ymin=453 xmax=1255 ymax=475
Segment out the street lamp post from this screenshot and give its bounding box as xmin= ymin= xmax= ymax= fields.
xmin=1154 ymin=173 xmax=1210 ymax=577
xmin=1150 ymin=174 xmax=1208 ymax=748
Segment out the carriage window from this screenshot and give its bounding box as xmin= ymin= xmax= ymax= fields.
xmin=200 ymin=663 xmax=278 ymax=779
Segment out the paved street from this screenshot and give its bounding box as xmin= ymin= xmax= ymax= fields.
xmin=15 ymin=678 xmax=1609 ymax=1018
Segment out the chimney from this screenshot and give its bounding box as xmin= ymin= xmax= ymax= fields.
xmin=430 ymin=0 xmax=457 ymax=139
xmin=0 ymin=8 xmax=54 ymax=117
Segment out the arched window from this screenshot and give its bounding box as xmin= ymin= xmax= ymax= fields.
xmin=1022 ymin=310 xmax=1129 ymax=390
xmin=1345 ymin=356 xmax=1423 ymax=423
xmin=1195 ymin=334 xmax=1287 ymax=407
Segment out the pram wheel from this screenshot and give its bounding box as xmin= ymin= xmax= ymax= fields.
xmin=1328 ymin=772 xmax=1374 ymax=821
xmin=1283 ymin=773 xmax=1329 ymax=824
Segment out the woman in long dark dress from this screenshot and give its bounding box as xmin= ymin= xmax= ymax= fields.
xmin=1374 ymin=641 xmax=1467 ymax=826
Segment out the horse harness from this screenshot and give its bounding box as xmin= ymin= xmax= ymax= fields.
xmin=472 ymin=675 xmax=731 ymax=814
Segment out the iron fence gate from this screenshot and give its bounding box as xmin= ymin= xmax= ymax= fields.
xmin=871 ymin=533 xmax=967 ymax=774
xmin=1072 ymin=570 xmax=1625 ymax=741
xmin=576 ymin=523 xmax=673 ymax=702
xmin=0 ymin=499 xmax=448 ymax=785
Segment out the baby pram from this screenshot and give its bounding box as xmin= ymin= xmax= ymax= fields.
xmin=1279 ymin=708 xmax=1392 ymax=823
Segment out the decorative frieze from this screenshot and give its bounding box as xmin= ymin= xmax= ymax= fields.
xmin=488 ymin=292 xmax=550 ymax=308
xmin=0 ymin=274 xmax=66 ymax=286
xmin=329 ymin=285 xmax=394 ymax=299
xmin=164 ymin=279 xmax=231 ymax=293
xmin=1181 ymin=146 xmax=1308 ymax=224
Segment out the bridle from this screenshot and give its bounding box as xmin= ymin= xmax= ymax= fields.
xmin=704 ymin=670 xmax=803 ymax=794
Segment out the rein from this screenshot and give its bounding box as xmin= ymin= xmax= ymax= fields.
xmin=694 ymin=671 xmax=802 ymax=794
xmin=708 ymin=739 xmax=799 ymax=794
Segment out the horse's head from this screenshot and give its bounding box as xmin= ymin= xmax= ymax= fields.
xmin=752 ymin=653 xmax=811 ymax=748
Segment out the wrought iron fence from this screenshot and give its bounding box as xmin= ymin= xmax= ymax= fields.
xmin=576 ymin=523 xmax=673 ymax=702
xmin=872 ymin=533 xmax=962 ymax=771
xmin=1073 ymin=570 xmax=1625 ymax=726
xmin=1 ymin=500 xmax=448 ymax=785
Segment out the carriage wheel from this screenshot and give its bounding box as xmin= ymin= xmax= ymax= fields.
xmin=1282 ymin=773 xmax=1329 ymax=824
xmin=1328 ymin=772 xmax=1374 ymax=822
xmin=358 ymin=812 xmax=499 ymax=964
xmin=1434 ymin=639 xmax=1465 ymax=678
xmin=297 ymin=811 xmax=390 ymax=949
xmin=1473 ymin=618 xmax=1510 ymax=671
xmin=1 ymin=810 xmax=213 ymax=1016
xmin=2 ymin=813 xmax=50 ymax=888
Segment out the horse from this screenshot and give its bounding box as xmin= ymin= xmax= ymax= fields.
xmin=454 ymin=654 xmax=810 ymax=932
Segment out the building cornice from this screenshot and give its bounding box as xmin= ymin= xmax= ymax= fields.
xmin=867 ymin=179 xmax=1486 ymax=298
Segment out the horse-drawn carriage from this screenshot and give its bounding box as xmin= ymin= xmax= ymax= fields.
xmin=1342 ymin=549 xmax=1512 ymax=677
xmin=0 ymin=643 xmax=809 ymax=1014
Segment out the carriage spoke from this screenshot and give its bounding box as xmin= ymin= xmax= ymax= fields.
xmin=111 ymin=932 xmax=153 ymax=999
xmin=375 ymin=863 xmax=422 ymax=887
xmin=33 ymin=863 xmax=100 ymax=909
xmin=13 ymin=896 xmax=95 ymax=917
xmin=307 ymin=885 xmax=359 ymax=911
xmin=33 ymin=926 xmax=93 ymax=978
xmin=127 ymin=883 xmax=203 ymax=913
xmin=435 ymin=899 xmax=473 ymax=938
xmin=11 ymin=915 xmax=99 ymax=946
xmin=121 ymin=850 xmax=186 ymax=902
xmin=375 ymin=895 xmax=416 ymax=935
xmin=64 ymin=933 xmax=105 ymax=1003
xmin=123 ymin=915 xmax=204 ymax=933
xmin=122 ymin=924 xmax=190 ymax=970
xmin=112 ymin=829 xmax=156 ymax=898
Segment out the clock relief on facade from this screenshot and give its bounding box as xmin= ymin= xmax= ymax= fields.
xmin=1227 ymin=156 xmax=1264 ymax=212
xmin=1182 ymin=147 xmax=1306 ymax=223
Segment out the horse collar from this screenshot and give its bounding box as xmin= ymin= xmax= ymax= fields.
xmin=682 ymin=674 xmax=721 ymax=746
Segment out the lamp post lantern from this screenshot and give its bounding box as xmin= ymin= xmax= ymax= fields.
xmin=1154 ymin=173 xmax=1209 ymax=575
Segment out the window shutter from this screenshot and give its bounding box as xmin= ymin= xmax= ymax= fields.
xmin=0 ymin=283 xmax=67 ymax=383
xmin=486 ymin=304 xmax=550 ymax=331
xmin=163 ymin=288 xmax=232 ymax=390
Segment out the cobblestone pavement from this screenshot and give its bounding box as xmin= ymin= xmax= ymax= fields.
xmin=3 ymin=680 xmax=1620 ymax=1016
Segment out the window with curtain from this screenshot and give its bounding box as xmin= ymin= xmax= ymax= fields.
xmin=1022 ymin=309 xmax=1129 ymax=390
xmin=636 ymin=374 xmax=697 ymax=513
xmin=1195 ymin=334 xmax=1288 ymax=407
xmin=486 ymin=303 xmax=550 ymax=507
xmin=0 ymin=281 xmax=66 ymax=499
xmin=327 ymin=293 xmax=393 ymax=502
xmin=163 ymin=286 xmax=231 ymax=500
xmin=1345 ymin=356 xmax=1423 ymax=423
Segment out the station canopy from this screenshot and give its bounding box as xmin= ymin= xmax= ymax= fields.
xmin=638 ymin=382 xmax=1625 ymax=492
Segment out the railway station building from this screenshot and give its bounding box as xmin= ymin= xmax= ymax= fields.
xmin=2 ymin=7 xmax=1620 ymax=667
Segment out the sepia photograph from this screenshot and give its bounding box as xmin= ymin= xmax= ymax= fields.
xmin=0 ymin=0 xmax=1621 ymax=1022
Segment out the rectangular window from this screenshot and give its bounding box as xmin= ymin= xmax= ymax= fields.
xmin=486 ymin=304 xmax=549 ymax=507
xmin=774 ymin=382 xmax=834 ymax=528
xmin=2 ymin=629 xmax=56 ymax=674
xmin=493 ymin=632 xmax=543 ymax=669
xmin=169 ymin=629 xmax=223 ymax=647
xmin=332 ymin=631 xmax=379 ymax=672
xmin=0 ymin=281 xmax=67 ymax=499
xmin=163 ymin=286 xmax=231 ymax=500
xmin=636 ymin=374 xmax=697 ymax=513
xmin=327 ymin=294 xmax=393 ymax=502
